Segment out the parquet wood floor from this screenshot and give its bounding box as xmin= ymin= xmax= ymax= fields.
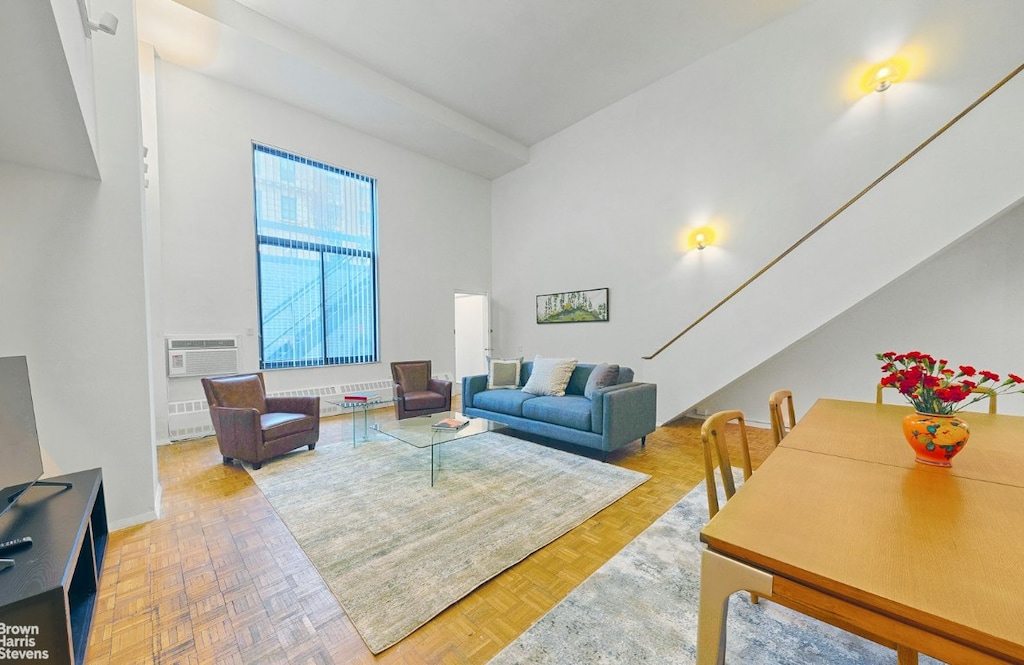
xmin=85 ymin=405 xmax=776 ymax=664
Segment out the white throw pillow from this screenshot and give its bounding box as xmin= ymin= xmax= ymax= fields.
xmin=522 ymin=356 xmax=578 ymax=396
xmin=487 ymin=357 xmax=522 ymax=389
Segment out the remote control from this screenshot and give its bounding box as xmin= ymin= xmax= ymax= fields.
xmin=0 ymin=536 xmax=32 ymax=554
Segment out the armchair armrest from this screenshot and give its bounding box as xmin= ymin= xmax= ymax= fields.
xmin=427 ymin=378 xmax=452 ymax=400
xmin=266 ymin=395 xmax=320 ymax=417
xmin=209 ymin=405 xmax=262 ymax=461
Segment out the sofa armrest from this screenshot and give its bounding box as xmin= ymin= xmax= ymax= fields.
xmin=461 ymin=374 xmax=488 ymax=409
xmin=593 ymin=382 xmax=657 ymax=444
xmin=209 ymin=406 xmax=262 ymax=460
xmin=266 ymin=395 xmax=320 ymax=417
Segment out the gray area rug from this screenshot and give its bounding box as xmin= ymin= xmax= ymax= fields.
xmin=247 ymin=431 xmax=649 ymax=654
xmin=491 ymin=470 xmax=945 ymax=664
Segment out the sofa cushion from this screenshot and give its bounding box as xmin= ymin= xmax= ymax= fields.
xmin=564 ymin=364 xmax=592 ymax=396
xmin=584 ymin=363 xmax=620 ymax=399
xmin=487 ymin=356 xmax=522 ymax=389
xmin=522 ymin=395 xmax=592 ymax=432
xmin=522 ymin=356 xmax=577 ymax=396
xmin=473 ymin=389 xmax=536 ymax=417
xmin=261 ymin=412 xmax=315 ymax=441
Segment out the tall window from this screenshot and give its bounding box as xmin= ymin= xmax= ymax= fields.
xmin=253 ymin=143 xmax=379 ymax=368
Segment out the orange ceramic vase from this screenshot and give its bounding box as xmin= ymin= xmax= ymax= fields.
xmin=901 ymin=412 xmax=970 ymax=467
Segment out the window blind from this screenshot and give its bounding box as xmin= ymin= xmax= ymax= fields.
xmin=253 ymin=143 xmax=379 ymax=368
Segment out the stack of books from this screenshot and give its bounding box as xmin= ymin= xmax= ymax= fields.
xmin=431 ymin=416 xmax=470 ymax=431
xmin=342 ymin=392 xmax=375 ymax=402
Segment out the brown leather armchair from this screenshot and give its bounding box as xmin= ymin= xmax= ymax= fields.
xmin=391 ymin=360 xmax=452 ymax=420
xmin=201 ymin=372 xmax=320 ymax=469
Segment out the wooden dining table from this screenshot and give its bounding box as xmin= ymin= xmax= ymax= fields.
xmin=696 ymin=398 xmax=1024 ymax=665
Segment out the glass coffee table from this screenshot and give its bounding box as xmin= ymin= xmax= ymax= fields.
xmin=325 ymin=395 xmax=398 ymax=446
xmin=372 ymin=411 xmax=506 ymax=486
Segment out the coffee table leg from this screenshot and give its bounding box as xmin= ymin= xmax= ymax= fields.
xmin=431 ymin=444 xmax=437 ymax=486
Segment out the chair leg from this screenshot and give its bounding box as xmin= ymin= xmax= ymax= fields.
xmin=223 ymin=456 xmax=233 ymax=465
xmin=897 ymin=645 xmax=919 ymax=665
xmin=251 ymin=461 xmax=262 ymax=470
xmin=308 ymin=443 xmax=316 ymax=451
xmin=697 ymin=550 xmax=774 ymax=665
xmin=641 ymin=435 xmax=646 ymax=447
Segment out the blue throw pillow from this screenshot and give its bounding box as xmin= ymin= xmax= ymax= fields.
xmin=584 ymin=363 xmax=620 ymax=400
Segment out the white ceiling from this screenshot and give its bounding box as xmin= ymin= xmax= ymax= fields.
xmin=138 ymin=0 xmax=809 ymax=177
xmin=1 ymin=0 xmax=810 ymax=180
xmin=229 ymin=0 xmax=808 ymax=146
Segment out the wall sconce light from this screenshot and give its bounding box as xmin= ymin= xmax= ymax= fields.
xmin=689 ymin=226 xmax=716 ymax=251
xmin=865 ymin=59 xmax=905 ymax=92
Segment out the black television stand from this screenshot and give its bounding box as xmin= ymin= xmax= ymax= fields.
xmin=0 ymin=469 xmax=107 ymax=664
xmin=30 ymin=479 xmax=73 ymax=490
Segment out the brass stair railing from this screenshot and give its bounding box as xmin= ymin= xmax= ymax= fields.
xmin=644 ymin=62 xmax=1024 ymax=361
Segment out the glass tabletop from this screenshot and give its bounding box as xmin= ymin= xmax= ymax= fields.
xmin=372 ymin=411 xmax=505 ymax=449
xmin=324 ymin=394 xmax=396 ymax=408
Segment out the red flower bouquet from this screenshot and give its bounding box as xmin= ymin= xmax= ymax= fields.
xmin=877 ymin=351 xmax=1024 ymax=415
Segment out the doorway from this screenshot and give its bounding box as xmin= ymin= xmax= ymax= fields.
xmin=453 ymin=292 xmax=490 ymax=395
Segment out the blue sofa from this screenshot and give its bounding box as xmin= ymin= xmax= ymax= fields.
xmin=461 ymin=361 xmax=657 ymax=459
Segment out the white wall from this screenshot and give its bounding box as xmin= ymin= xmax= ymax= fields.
xmin=153 ymin=61 xmax=492 ymax=414
xmin=700 ymin=199 xmax=1024 ymax=423
xmin=490 ymin=0 xmax=1024 ymax=419
xmin=0 ymin=0 xmax=157 ymax=528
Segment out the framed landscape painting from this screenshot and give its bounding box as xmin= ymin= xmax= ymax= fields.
xmin=536 ymin=288 xmax=609 ymax=324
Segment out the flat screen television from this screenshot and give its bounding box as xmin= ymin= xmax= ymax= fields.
xmin=0 ymin=356 xmax=46 ymax=517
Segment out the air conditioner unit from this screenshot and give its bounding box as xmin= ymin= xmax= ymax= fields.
xmin=166 ymin=337 xmax=239 ymax=378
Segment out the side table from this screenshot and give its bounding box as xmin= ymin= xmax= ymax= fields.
xmin=326 ymin=395 xmax=396 ymax=445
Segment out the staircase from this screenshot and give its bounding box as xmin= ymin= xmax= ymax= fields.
xmin=644 ymin=67 xmax=1024 ymax=423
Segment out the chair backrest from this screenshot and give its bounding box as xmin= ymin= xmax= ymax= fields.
xmin=699 ymin=410 xmax=753 ymax=519
xmin=875 ymin=383 xmax=997 ymax=414
xmin=768 ymin=389 xmax=796 ymax=446
xmin=202 ymin=373 xmax=267 ymax=413
xmin=391 ymin=360 xmax=431 ymax=392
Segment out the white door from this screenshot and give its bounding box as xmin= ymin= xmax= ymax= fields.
xmin=454 ymin=292 xmax=490 ymax=394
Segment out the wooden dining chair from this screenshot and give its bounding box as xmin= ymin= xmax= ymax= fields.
xmin=876 ymin=383 xmax=997 ymax=414
xmin=699 ymin=410 xmax=754 ymax=519
xmin=700 ymin=410 xmax=759 ymax=603
xmin=768 ymin=389 xmax=796 ymax=446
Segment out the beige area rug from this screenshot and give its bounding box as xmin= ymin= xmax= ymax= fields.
xmin=246 ymin=431 xmax=649 ymax=654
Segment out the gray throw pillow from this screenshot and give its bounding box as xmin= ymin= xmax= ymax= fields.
xmin=487 ymin=357 xmax=522 ymax=389
xmin=584 ymin=363 xmax=620 ymax=400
